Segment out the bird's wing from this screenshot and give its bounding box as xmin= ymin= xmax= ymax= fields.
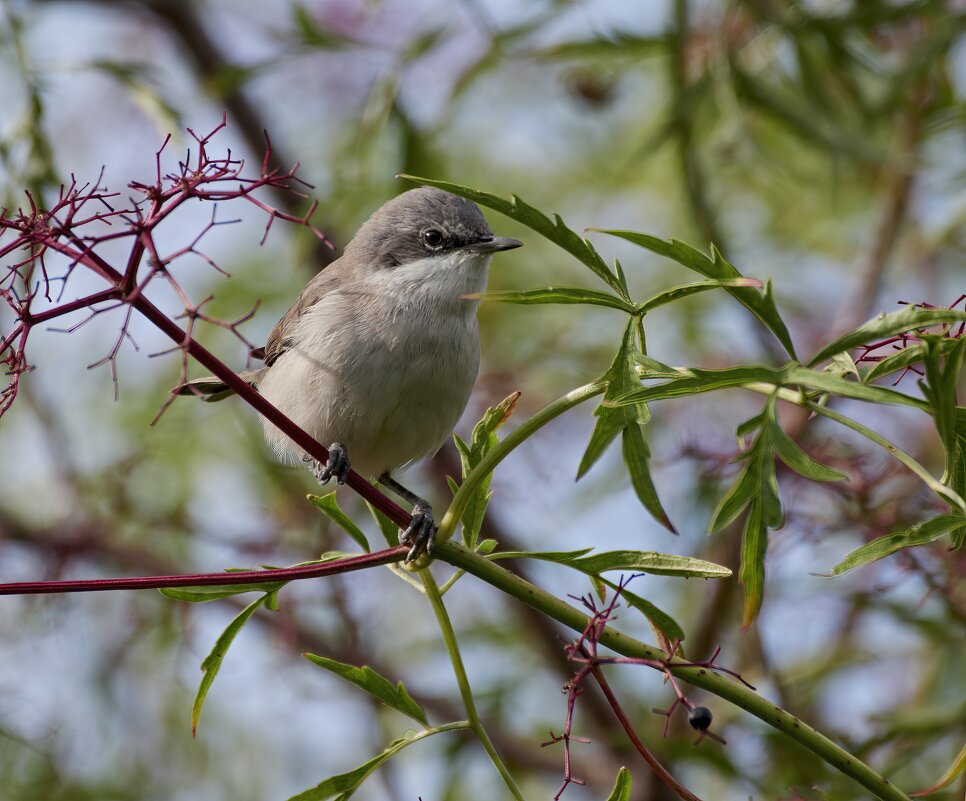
xmin=262 ymin=261 xmax=345 ymax=365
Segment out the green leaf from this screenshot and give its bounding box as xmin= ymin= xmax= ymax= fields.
xmin=707 ymin=462 xmax=757 ymax=534
xmin=610 ymin=364 xmax=790 ymax=405
xmin=471 ymin=286 xmax=635 ymax=312
xmin=806 ymin=401 xmax=966 ymax=512
xmin=591 ymin=230 xmax=797 ymax=358
xmin=807 ymin=306 xmax=966 ymax=367
xmin=605 ymin=581 xmax=685 ymax=645
xmin=495 ymin=548 xmax=731 ymax=578
xmin=828 ymin=515 xmax=966 ymax=576
xmin=397 ymin=176 xmax=626 ymax=297
xmin=863 ymin=338 xmax=959 ymax=384
xmin=623 ymin=422 xmax=676 ymax=533
xmin=309 ymin=493 xmax=370 ymax=553
xmin=770 ymin=419 xmax=848 ymax=482
xmin=303 ymin=654 xmax=427 ymax=725
xmin=577 ymin=320 xmax=675 ymax=531
xmin=288 ymin=728 xmax=439 ymax=801
xmin=740 ymin=498 xmax=768 ymax=628
xmin=785 ymin=365 xmax=929 ymax=412
xmin=637 ymin=278 xmax=763 ymax=313
xmin=193 ymin=592 xmax=274 ymax=736
xmin=920 ymin=336 xmax=966 ymax=493
xmin=160 ymin=581 xmax=286 ymax=603
xmin=365 ymin=501 xmax=399 ymax=548
xmin=449 ymin=392 xmax=521 ymax=548
xmin=605 ymin=767 xmax=632 ymax=801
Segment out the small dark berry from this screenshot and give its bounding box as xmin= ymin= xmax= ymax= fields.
xmin=688 ymin=706 xmax=713 ymax=731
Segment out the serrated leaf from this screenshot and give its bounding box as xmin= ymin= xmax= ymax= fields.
xmin=828 ymin=515 xmax=966 ymax=576
xmin=578 ymin=320 xmax=675 ymax=531
xmin=193 ymin=592 xmax=274 ymax=736
xmin=591 ymin=230 xmax=797 ymax=358
xmin=450 ymin=392 xmax=521 ymax=548
xmin=398 ymin=176 xmax=626 ymax=297
xmin=770 ymin=419 xmax=848 ymax=481
xmin=808 ymin=306 xmax=966 ymax=367
xmin=303 ymin=654 xmax=427 ymax=725
xmin=309 ymin=493 xmax=370 ymax=553
xmin=605 ymin=767 xmax=632 ymax=801
xmin=471 ymin=286 xmax=635 ymax=312
xmin=637 ymin=278 xmax=763 ymax=313
xmin=365 ymin=501 xmax=398 ymax=548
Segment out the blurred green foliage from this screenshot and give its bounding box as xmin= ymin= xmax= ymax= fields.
xmin=0 ymin=1 xmax=964 ymax=800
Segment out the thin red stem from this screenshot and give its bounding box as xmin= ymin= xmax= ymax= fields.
xmin=0 ymin=546 xmax=408 ymax=595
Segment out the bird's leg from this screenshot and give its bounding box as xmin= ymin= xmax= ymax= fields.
xmin=303 ymin=442 xmax=351 ymax=485
xmin=378 ymin=473 xmax=436 ymax=563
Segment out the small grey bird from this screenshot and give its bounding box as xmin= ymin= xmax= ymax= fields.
xmin=179 ymin=187 xmax=522 ymax=560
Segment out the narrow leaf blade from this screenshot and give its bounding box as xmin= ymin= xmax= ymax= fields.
xmin=193 ymin=593 xmax=272 ymax=736
xmin=828 ymin=515 xmax=966 ymax=576
xmin=303 ymin=654 xmax=427 ymax=725
xmin=309 ymin=493 xmax=370 ymax=553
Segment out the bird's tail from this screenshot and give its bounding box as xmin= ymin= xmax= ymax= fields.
xmin=175 ymin=368 xmax=265 ymax=403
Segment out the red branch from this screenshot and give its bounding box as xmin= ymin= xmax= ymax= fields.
xmin=544 ymin=579 xmax=750 ymax=801
xmin=1 ymin=118 xmax=419 ymax=594
xmin=0 ymin=546 xmax=408 ymax=596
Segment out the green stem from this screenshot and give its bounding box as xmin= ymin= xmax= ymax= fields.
xmin=435 ymin=540 xmax=913 ymax=801
xmin=438 ymin=380 xmax=607 ymax=544
xmin=422 ymin=571 xmax=528 ymax=801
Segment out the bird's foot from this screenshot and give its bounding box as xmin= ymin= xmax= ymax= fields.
xmin=400 ymin=501 xmax=436 ymax=564
xmin=307 ymin=442 xmax=351 ymax=485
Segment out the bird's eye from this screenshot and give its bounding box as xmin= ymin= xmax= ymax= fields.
xmin=421 ymin=229 xmax=444 ymax=249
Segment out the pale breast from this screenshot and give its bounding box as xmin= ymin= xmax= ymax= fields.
xmin=257 ymin=254 xmax=487 ymax=478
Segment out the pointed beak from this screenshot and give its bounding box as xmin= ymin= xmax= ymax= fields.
xmin=465 ymin=236 xmax=523 ymax=254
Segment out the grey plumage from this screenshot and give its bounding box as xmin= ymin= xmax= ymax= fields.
xmin=178 ymin=187 xmax=521 ymax=483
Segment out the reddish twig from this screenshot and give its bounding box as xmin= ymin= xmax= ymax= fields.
xmin=0 ymin=119 xmax=422 ymax=595
xmin=854 ymin=296 xmax=965 ymax=384
xmin=0 ymin=546 xmax=408 ymax=596
xmin=544 ymin=578 xmax=751 ymax=800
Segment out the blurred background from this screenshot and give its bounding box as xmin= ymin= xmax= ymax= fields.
xmin=1 ymin=1 xmax=964 ymax=799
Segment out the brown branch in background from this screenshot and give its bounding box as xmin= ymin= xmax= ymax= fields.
xmin=671 ymin=0 xmax=729 ymax=257
xmin=842 ymin=88 xmax=926 ymax=332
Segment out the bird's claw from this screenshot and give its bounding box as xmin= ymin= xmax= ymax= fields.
xmin=309 ymin=442 xmax=351 ymax=485
xmin=400 ymin=502 xmax=436 ymax=563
